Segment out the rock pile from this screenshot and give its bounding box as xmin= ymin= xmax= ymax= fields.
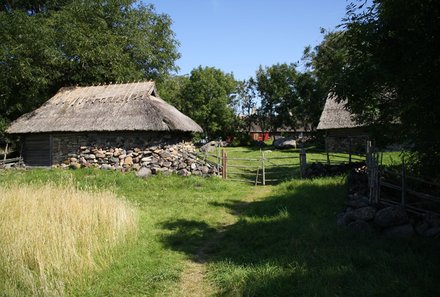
xmin=337 ymin=168 xmax=440 ymax=239
xmin=60 ymin=143 xmax=219 ymax=177
xmin=305 ymin=162 xmax=366 ymax=178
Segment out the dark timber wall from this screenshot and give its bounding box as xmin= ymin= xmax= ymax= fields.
xmin=21 ymin=131 xmax=191 ymax=166
xmin=325 ymin=128 xmax=368 ymax=154
xmin=23 ymin=134 xmax=52 ymax=166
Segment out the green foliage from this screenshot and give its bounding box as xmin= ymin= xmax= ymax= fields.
xmin=311 ymin=0 xmax=440 ymax=177
xmin=254 ymin=63 xmax=325 ymax=133
xmin=156 ymin=74 xmax=190 ymax=111
xmin=0 ymin=0 xmax=180 ymax=133
xmin=181 ymin=66 xmax=238 ymax=139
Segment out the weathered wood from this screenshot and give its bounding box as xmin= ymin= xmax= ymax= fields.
xmin=255 ymin=168 xmax=260 ymax=186
xmin=261 ymin=150 xmax=266 ymax=186
xmin=23 ymin=134 xmax=51 ymax=166
xmin=300 ymin=148 xmax=307 ymax=178
xmin=401 ymin=157 xmax=407 ymax=207
xmin=222 ymin=149 xmax=227 ymax=179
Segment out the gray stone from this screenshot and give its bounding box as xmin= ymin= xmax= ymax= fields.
xmin=383 ymin=224 xmax=414 ymax=238
xmin=88 ymin=154 xmax=96 ymax=159
xmin=346 ymin=195 xmax=370 ymax=209
xmin=336 ymin=212 xmax=352 ymax=226
xmin=201 ymin=166 xmax=210 ymax=174
xmin=178 ymin=169 xmax=191 ymax=176
xmin=347 ymin=206 xmax=376 ymax=221
xmin=273 ymin=137 xmax=297 ymax=149
xmin=374 ymin=206 xmax=408 ymax=228
xmin=348 ymin=220 xmax=373 ymax=233
xmin=141 ymin=157 xmax=152 ymax=163
xmin=163 ymin=161 xmax=172 ymax=168
xmin=100 ymin=164 xmax=112 ymax=170
xmin=423 ymin=227 xmax=440 ymax=238
xmin=136 ymin=167 xmax=152 ymax=178
xmin=95 ymin=152 xmax=106 ymax=158
xmin=160 ymin=152 xmax=172 ymax=159
xmin=110 ymin=157 xmax=119 ymax=164
xmin=415 ymin=221 xmax=431 ymax=236
xmin=190 ymin=163 xmax=197 ymax=170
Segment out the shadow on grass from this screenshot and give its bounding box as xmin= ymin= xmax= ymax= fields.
xmin=160 ymin=179 xmax=440 ymax=297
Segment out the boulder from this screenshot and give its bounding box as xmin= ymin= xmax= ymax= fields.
xmin=273 ymin=137 xmax=297 ymax=149
xmin=200 ymin=141 xmax=218 ymax=153
xmin=136 ymin=167 xmax=152 ymax=178
xmin=383 ymin=224 xmax=414 ymax=238
xmin=347 ymin=206 xmax=376 ymax=221
xmin=124 ymin=156 xmax=133 ymax=166
xmin=348 ymin=220 xmax=373 ymax=233
xmin=336 ymin=212 xmax=352 ymax=226
xmin=423 ymin=227 xmax=440 ymax=238
xmin=346 ymin=195 xmax=370 ymax=209
xmin=374 ymin=206 xmax=408 ymax=228
xmin=100 ymin=164 xmax=112 ymax=170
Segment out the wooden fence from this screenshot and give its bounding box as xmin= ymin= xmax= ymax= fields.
xmin=200 ymin=147 xmax=306 ymax=185
xmin=367 ymin=142 xmax=440 ymax=215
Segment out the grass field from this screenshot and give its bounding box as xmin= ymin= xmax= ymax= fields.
xmin=1 ymin=165 xmax=439 ymax=296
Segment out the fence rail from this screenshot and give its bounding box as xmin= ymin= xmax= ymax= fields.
xmin=367 ymin=143 xmax=440 ymax=215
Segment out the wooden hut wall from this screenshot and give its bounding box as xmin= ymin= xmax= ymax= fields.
xmin=22 ymin=134 xmax=52 ymax=166
xmin=325 ymin=128 xmax=369 ymax=154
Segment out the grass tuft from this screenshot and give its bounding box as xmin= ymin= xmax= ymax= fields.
xmin=0 ymin=183 xmax=137 ymax=296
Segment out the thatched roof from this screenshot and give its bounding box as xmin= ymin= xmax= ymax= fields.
xmin=7 ymin=81 xmax=203 ymax=134
xmin=317 ymin=93 xmax=363 ymax=130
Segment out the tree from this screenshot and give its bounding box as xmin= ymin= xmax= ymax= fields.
xmin=324 ymin=0 xmax=440 ymax=176
xmin=235 ymin=79 xmax=257 ymax=135
xmin=0 ymin=0 xmax=180 ymax=138
xmin=254 ymin=63 xmax=325 ymax=134
xmin=180 ymin=66 xmax=238 ymax=139
xmin=156 ymin=74 xmax=189 ymax=111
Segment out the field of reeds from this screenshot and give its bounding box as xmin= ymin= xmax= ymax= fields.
xmin=0 ymin=183 xmax=137 ymax=296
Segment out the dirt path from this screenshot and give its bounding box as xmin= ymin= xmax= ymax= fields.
xmin=169 ymin=186 xmax=273 ymax=297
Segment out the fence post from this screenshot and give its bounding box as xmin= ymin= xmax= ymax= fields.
xmin=401 ymin=157 xmax=406 ymax=207
xmin=325 ymin=139 xmax=330 ymax=165
xmin=3 ymin=142 xmax=8 ymax=163
xmin=216 ymin=144 xmax=221 ymax=176
xmin=221 ymin=149 xmax=227 ymax=179
xmin=300 ymin=147 xmax=307 ymax=178
xmin=348 ymin=137 xmax=352 ymax=164
xmin=367 ymin=141 xmax=379 ymax=204
xmin=261 ymin=150 xmax=266 ymax=186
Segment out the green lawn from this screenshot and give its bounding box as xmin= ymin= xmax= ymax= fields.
xmin=202 ymin=146 xmax=366 ymax=184
xmin=1 ymin=168 xmax=439 ymax=296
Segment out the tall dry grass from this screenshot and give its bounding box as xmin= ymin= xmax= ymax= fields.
xmin=0 ymin=183 xmax=138 ymax=296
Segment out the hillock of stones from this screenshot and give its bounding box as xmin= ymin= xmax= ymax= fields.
xmin=60 ymin=142 xmax=219 ymax=177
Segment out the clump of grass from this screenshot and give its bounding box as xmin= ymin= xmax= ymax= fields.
xmin=0 ymin=183 xmax=138 ymax=296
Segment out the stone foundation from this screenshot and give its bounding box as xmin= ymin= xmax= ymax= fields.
xmin=51 ymin=131 xmax=191 ymax=164
xmin=59 ymin=142 xmax=219 ymax=177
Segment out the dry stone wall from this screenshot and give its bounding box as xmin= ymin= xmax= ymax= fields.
xmin=59 ymin=142 xmax=219 ymax=177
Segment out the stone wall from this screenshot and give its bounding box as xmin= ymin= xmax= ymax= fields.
xmin=51 ymin=131 xmax=191 ymax=164
xmin=61 ymin=142 xmax=218 ymax=177
xmin=325 ymin=135 xmax=368 ymax=154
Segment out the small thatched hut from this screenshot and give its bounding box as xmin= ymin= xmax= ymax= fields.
xmin=6 ymin=81 xmax=202 ymax=166
xmin=317 ymin=93 xmax=368 ymax=153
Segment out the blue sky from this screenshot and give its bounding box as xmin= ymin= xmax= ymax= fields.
xmin=145 ymin=1 xmax=352 ymax=80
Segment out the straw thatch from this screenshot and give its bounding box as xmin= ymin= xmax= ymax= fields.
xmin=317 ymin=93 xmax=363 ymax=130
xmin=6 ymin=81 xmax=203 ymax=134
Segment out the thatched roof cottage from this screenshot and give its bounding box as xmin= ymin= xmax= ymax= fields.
xmin=317 ymin=93 xmax=368 ymax=153
xmin=7 ymin=81 xmax=202 ymax=166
